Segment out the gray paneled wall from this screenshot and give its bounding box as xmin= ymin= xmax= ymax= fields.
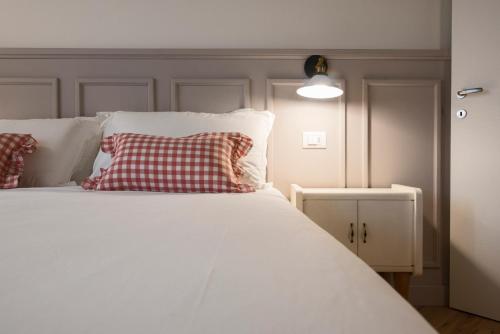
xmin=0 ymin=48 xmax=450 ymax=305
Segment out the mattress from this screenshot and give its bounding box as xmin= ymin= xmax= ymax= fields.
xmin=0 ymin=186 xmax=436 ymax=334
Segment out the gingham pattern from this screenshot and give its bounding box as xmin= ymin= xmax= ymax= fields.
xmin=82 ymin=132 xmax=255 ymax=193
xmin=0 ymin=133 xmax=37 ymax=189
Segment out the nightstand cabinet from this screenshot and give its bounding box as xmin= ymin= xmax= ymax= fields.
xmin=291 ymin=184 xmax=423 ymax=298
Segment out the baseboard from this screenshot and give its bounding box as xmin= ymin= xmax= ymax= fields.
xmin=409 ymin=285 xmax=448 ymax=306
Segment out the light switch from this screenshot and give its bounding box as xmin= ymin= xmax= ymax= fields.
xmin=303 ymin=131 xmax=327 ymax=149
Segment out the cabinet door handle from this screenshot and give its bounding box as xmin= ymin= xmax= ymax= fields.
xmin=348 ymin=223 xmax=354 ymax=243
xmin=363 ymin=223 xmax=367 ymax=243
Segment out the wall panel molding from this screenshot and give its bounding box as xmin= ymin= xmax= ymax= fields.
xmin=170 ymin=78 xmax=250 ymax=113
xmin=362 ymin=79 xmax=442 ymax=268
xmin=266 ymin=79 xmax=346 ymax=194
xmin=0 ymin=48 xmax=450 ymax=61
xmin=0 ymin=77 xmax=58 ymax=119
xmin=75 ymin=78 xmax=154 ymax=116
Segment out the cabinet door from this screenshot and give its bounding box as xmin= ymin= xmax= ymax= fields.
xmin=303 ymin=200 xmax=357 ymax=253
xmin=358 ymin=200 xmax=413 ymax=267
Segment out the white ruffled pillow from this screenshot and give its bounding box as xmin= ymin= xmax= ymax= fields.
xmin=91 ymin=109 xmax=274 ymax=188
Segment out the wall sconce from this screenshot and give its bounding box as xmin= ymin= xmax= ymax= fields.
xmin=296 ymin=55 xmax=344 ymax=99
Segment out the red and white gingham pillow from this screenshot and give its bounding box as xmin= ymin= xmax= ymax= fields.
xmin=82 ymin=132 xmax=255 ymax=193
xmin=0 ymin=133 xmax=37 ymax=189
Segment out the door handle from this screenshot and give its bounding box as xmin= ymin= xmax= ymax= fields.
xmin=457 ymin=87 xmax=483 ymax=99
xmin=362 ymin=223 xmax=367 ymax=243
xmin=348 ymin=223 xmax=354 ymax=243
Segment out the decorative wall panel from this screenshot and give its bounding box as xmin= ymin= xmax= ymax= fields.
xmin=170 ymin=78 xmax=250 ymax=113
xmin=362 ymin=79 xmax=442 ymax=268
xmin=0 ymin=78 xmax=58 ymax=119
xmin=266 ymin=79 xmax=346 ymax=195
xmin=75 ymin=78 xmax=154 ymax=116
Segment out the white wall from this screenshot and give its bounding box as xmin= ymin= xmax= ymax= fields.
xmin=0 ymin=0 xmax=450 ymax=49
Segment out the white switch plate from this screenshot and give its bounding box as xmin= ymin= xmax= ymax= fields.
xmin=303 ymin=131 xmax=327 ymax=149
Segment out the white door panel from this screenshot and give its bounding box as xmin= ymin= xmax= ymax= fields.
xmin=450 ymin=0 xmax=500 ymax=320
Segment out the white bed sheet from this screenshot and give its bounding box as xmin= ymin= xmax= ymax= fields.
xmin=0 ymin=187 xmax=435 ymax=334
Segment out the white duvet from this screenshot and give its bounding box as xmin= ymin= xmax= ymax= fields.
xmin=0 ymin=187 xmax=435 ymax=334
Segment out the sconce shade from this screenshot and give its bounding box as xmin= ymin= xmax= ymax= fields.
xmin=296 ymin=74 xmax=344 ymax=99
xmin=297 ymin=55 xmax=344 ymax=99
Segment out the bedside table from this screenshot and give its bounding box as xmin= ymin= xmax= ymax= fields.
xmin=291 ymin=184 xmax=423 ymax=298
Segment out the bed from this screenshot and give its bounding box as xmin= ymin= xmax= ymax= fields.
xmin=0 ymin=185 xmax=435 ymax=334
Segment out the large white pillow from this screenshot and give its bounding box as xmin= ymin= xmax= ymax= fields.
xmin=0 ymin=118 xmax=101 ymax=187
xmin=92 ymin=109 xmax=275 ymax=188
xmin=70 ymin=118 xmax=103 ymax=184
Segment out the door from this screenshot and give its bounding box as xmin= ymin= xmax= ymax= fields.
xmin=450 ymin=0 xmax=500 ymax=320
xmin=303 ymin=200 xmax=357 ymax=253
xmin=357 ymin=201 xmax=413 ymax=267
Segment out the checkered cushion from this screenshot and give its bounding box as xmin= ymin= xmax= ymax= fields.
xmin=0 ymin=133 xmax=37 ymax=189
xmin=82 ymin=132 xmax=255 ymax=193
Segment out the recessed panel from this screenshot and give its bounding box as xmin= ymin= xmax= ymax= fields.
xmin=267 ymin=79 xmax=346 ymax=196
xmin=171 ymin=79 xmax=250 ymax=113
xmin=0 ymin=78 xmax=58 ymax=119
xmin=363 ymin=80 xmax=441 ymax=267
xmin=76 ymin=79 xmax=154 ymax=116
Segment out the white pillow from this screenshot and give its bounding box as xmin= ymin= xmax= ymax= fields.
xmin=0 ymin=118 xmax=101 ymax=187
xmin=92 ymin=109 xmax=275 ymax=188
xmin=70 ymin=118 xmax=103 ymax=183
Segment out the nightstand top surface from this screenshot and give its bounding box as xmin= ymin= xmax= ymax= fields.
xmin=291 ymin=184 xmax=419 ymax=200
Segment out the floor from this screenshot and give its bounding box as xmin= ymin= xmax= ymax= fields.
xmin=419 ymin=307 xmax=500 ymax=334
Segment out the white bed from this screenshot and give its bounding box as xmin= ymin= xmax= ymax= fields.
xmin=0 ymin=186 xmax=435 ymax=334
